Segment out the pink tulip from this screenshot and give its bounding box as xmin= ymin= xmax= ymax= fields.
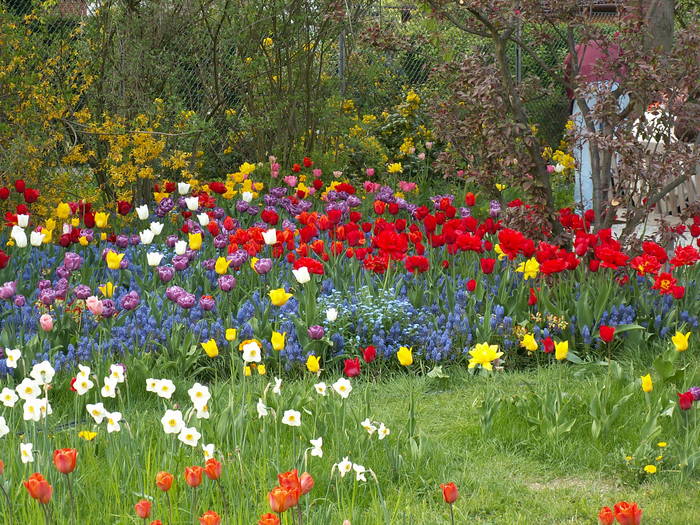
xmin=39 ymin=314 xmax=53 ymax=331
xmin=365 ymin=168 xmax=375 ymax=177
xmin=283 ymin=176 xmax=297 ymax=187
xmin=85 ymin=296 xmax=104 ymax=316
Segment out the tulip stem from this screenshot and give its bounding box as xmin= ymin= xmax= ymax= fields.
xmin=449 ymin=503 xmax=455 ymax=525
xmin=41 ymin=503 xmax=52 ymax=525
xmin=218 ymin=480 xmax=228 ymax=523
xmin=166 ymin=490 xmax=173 ymax=525
xmin=66 ymin=473 xmax=77 ymax=524
xmin=0 ymin=484 xmax=13 ymax=525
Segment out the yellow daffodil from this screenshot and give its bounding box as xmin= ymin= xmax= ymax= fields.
xmin=269 ymin=288 xmax=293 ymax=306
xmin=78 ymin=430 xmax=97 ymax=441
xmin=387 ymin=162 xmax=403 ymax=174
xmin=495 ymin=183 xmax=507 ymax=191
xmin=201 ymin=339 xmax=219 ymax=358
xmin=555 ymin=340 xmax=569 ymax=361
xmin=225 ymin=328 xmax=238 ymax=341
xmin=494 ymin=244 xmax=506 ymax=261
xmin=641 ymin=374 xmax=653 ymax=393
xmin=271 ymin=331 xmax=286 ymax=351
xmin=105 ymin=251 xmax=124 ymax=270
xmin=516 ymin=257 xmax=540 ymax=280
xmin=215 ymin=256 xmax=229 ymax=275
xmin=188 ymin=232 xmax=202 ymax=250
xmin=520 ymin=333 xmax=538 ymax=352
xmin=657 ymin=442 xmax=667 ymax=448
xmin=468 ymin=342 xmax=502 ymax=371
xmin=94 ymin=212 xmax=109 ymax=228
xmin=671 ymin=331 xmax=690 ymax=352
xmin=55 ymin=202 xmax=71 ymax=219
xmin=98 ymin=282 xmax=115 ymax=297
xmin=306 ymin=355 xmax=320 ymax=373
xmin=397 ymin=346 xmax=413 ymax=366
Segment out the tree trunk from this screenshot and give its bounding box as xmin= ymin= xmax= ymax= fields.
xmin=648 ymin=0 xmax=675 ymax=53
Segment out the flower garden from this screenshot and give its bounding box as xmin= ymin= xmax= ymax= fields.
xmin=1 ymin=1 xmax=700 ymax=524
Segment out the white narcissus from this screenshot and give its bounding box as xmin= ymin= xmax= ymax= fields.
xmin=272 ymin=377 xmax=282 ymax=395
xmin=30 ymin=360 xmax=55 ymax=385
xmin=377 ymin=423 xmax=390 ymax=440
xmin=0 ymin=416 xmax=9 ymax=438
xmin=106 ymin=411 xmax=122 ymax=433
xmin=202 ymin=443 xmax=215 ymax=461
xmin=314 ymin=382 xmax=327 ymax=396
xmin=23 ymin=398 xmax=52 ymax=422
xmin=86 ymin=402 xmax=106 ymax=424
xmin=16 ymin=378 xmax=41 ymax=401
xmin=310 ymin=437 xmax=323 ymax=458
xmin=156 ymin=379 xmax=176 ymax=399
xmin=242 ymin=342 xmax=262 ymax=363
xmin=20 ymin=443 xmax=34 ymax=464
xmin=178 ymin=426 xmax=201 ymax=447
xmin=101 ymin=377 xmax=118 ymax=398
xmin=332 ymin=378 xmax=352 ymax=399
xmin=109 ymin=364 xmax=125 ymax=383
xmin=281 ymin=409 xmax=301 ymax=427
xmin=256 ymin=398 xmax=269 ymax=419
xmin=360 ymin=418 xmax=377 ymax=436
xmin=161 ymin=409 xmax=184 ymax=434
xmin=73 ymin=376 xmax=94 ymax=396
xmin=1 ymin=387 xmax=18 ymax=408
xmin=336 ymin=457 xmax=352 ymax=477
xmin=5 ymin=348 xmax=21 ymax=368
xmin=187 ymin=383 xmax=211 ymax=410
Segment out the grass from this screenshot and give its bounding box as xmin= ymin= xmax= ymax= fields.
xmin=1 ymin=355 xmax=698 ymax=524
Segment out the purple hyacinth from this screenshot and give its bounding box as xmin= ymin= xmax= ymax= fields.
xmin=120 ymin=291 xmax=140 ymax=311
xmin=307 ymin=325 xmax=325 ymax=340
xmin=199 ymin=295 xmax=216 ymax=311
xmin=218 ymin=275 xmax=236 ymax=292
xmin=158 ymin=266 xmax=175 ymax=283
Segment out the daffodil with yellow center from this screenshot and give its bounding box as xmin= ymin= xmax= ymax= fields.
xmin=467 ymin=342 xmax=502 ymax=371
xmin=105 ymin=251 xmax=124 ymax=270
xmin=78 ymin=430 xmax=97 ymax=441
xmin=516 ymin=257 xmax=539 ymax=280
xmin=269 ymin=288 xmax=293 ymax=306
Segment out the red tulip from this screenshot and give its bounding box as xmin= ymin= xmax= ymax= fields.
xmin=300 ymin=472 xmax=314 ymax=495
xmin=528 ymin=287 xmax=537 ymax=306
xmin=24 ymin=473 xmax=52 ymax=504
xmin=198 ymin=510 xmax=222 ymax=525
xmin=185 ymin=466 xmax=204 ymax=488
xmin=0 ymin=187 xmax=9 ymax=199
xmin=466 ymin=279 xmax=476 ymax=292
xmin=259 ymin=513 xmax=281 ymax=525
xmin=362 ymin=345 xmax=377 ymax=363
xmin=53 ymin=448 xmax=78 ymax=474
xmin=24 ymin=188 xmax=40 ymax=203
xmin=0 ymin=459 xmax=4 ymax=475
xmin=117 ymin=200 xmax=132 ymax=215
xmin=678 ymin=391 xmax=694 ymax=410
xmin=599 ymin=325 xmax=615 ymax=343
xmin=150 ymin=521 xmax=162 ymax=525
xmin=542 ymin=337 xmax=555 ymax=354
xmin=672 ymin=285 xmax=685 ymax=299
xmin=465 ymin=192 xmax=476 ymax=207
xmin=343 ymin=357 xmax=361 ymax=377
xmin=204 ymin=458 xmax=222 ymax=480
xmin=480 ymin=258 xmax=496 ymax=274
xmin=156 ymin=471 xmax=174 ymax=491
xmin=0 ymin=249 xmax=9 ymax=269
xmin=440 ymin=482 xmax=458 ymax=504
xmin=134 ymin=499 xmax=152 ymax=519
xmin=613 ymin=501 xmax=642 ymax=525
xmin=598 ymin=506 xmax=614 ymax=525
xmin=14 ymin=179 xmax=26 ymax=193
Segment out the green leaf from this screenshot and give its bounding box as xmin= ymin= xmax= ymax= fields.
xmin=427 ymin=365 xmax=448 ymax=379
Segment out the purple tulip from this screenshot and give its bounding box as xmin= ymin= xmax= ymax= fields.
xmin=307 ymin=325 xmax=325 ymax=340
xmin=691 ymin=386 xmax=700 ymax=401
xmin=120 ymin=291 xmax=140 ymax=311
xmin=166 ymin=286 xmax=185 ymax=302
xmin=199 ymin=295 xmax=216 ymax=311
xmin=115 ymin=234 xmax=129 ymax=248
xmin=254 ymin=258 xmax=272 ymax=275
xmin=166 ymin=235 xmax=178 ymax=248
xmin=214 ymin=234 xmax=228 ymax=249
xmin=38 ymin=279 xmax=52 ymax=290
xmin=228 ymin=250 xmax=248 ymax=269
xmin=158 ymin=266 xmax=175 ymax=283
xmin=218 ymin=275 xmax=236 ymax=292
xmin=129 ymin=234 xmax=140 ymax=246
xmin=101 ymin=299 xmax=116 ymax=318
xmin=14 ymin=295 xmax=26 ymax=307
xmin=202 ymin=258 xmax=217 ymax=271
xmin=74 ymin=285 xmax=92 ymax=300
xmin=172 ymin=255 xmax=189 ymax=271
xmin=176 ymin=293 xmax=196 ymax=309
xmin=63 ymin=252 xmax=83 ymax=271
xmin=55 ymin=265 xmax=71 ymax=279
xmin=39 ymin=289 xmax=56 ymax=306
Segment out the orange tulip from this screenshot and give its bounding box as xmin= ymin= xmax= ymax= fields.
xmin=268 ymin=485 xmax=297 ymax=513
xmin=24 ymin=473 xmax=53 ymax=504
xmin=300 ymin=472 xmax=314 ymax=495
xmin=598 ymin=506 xmax=614 ymax=525
xmin=198 ymin=510 xmax=221 ymax=525
xmin=204 ymin=458 xmax=222 ymax=481
xmin=155 ymin=471 xmax=174 ymax=491
xmin=440 ymin=482 xmax=459 ymax=504
xmin=150 ymin=521 xmax=162 ymax=525
xmin=613 ymin=502 xmax=643 ymax=525
xmin=0 ymin=459 xmax=4 ymax=475
xmin=185 ymin=465 xmax=204 ymax=488
xmin=53 ymin=448 xmax=78 ymax=474
xmin=259 ymin=513 xmax=281 ymax=525
xmin=134 ymin=499 xmax=152 ymax=519
xmin=277 ymin=469 xmax=301 ymax=499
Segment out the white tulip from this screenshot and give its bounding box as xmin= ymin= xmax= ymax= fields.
xmin=262 ymin=228 xmax=277 ymax=245
xmin=17 ymin=214 xmax=29 ymax=228
xmin=326 ymin=308 xmax=338 ymax=322
xmin=174 ymin=240 xmax=187 ymax=255
xmin=11 ymin=226 xmax=27 ymax=248
xmin=292 ymin=266 xmax=311 ymax=284
xmin=147 ymin=252 xmax=164 ymax=266
xmin=185 ymin=196 xmax=199 ymax=211
xmin=139 ymin=229 xmax=155 ymax=245
xmin=136 ymin=205 xmax=149 ymax=220
xmin=30 ymin=231 xmax=45 ymax=246
xmin=241 ymin=191 xmax=253 ymax=203
xmin=197 ymin=213 xmax=210 ymax=226
xmin=149 ymin=221 xmax=164 ymax=235
xmin=178 ymin=182 xmax=191 ymax=195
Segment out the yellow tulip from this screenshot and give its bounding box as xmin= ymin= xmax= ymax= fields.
xmin=555 ymin=340 xmax=569 ymax=361
xmin=201 ymin=339 xmax=219 ymax=358
xmin=397 ymin=346 xmax=413 ymax=366
xmin=249 ymin=257 xmax=259 ymax=270
xmin=55 ymin=202 xmax=70 ymax=219
xmin=94 ymin=212 xmax=109 ymax=228
xmin=269 ymin=288 xmax=293 ymax=306
xmin=71 ymin=217 xmax=80 ymax=227
xmin=672 ymin=331 xmax=690 ymax=352
xmin=306 ymin=355 xmax=320 ymax=373
xmin=41 ymin=229 xmax=53 ymax=243
xmin=188 ymin=232 xmax=202 ymax=250
xmin=105 ymin=251 xmax=124 ymax=270
xmin=520 ymin=333 xmax=538 ymax=352
xmin=45 ymin=218 xmax=56 ymax=231
xmin=98 ymin=282 xmax=115 ymax=297
xmin=215 ymin=256 xmax=229 ymax=275
xmin=516 ymin=258 xmax=540 ymax=280
xmin=258 ymin=364 xmax=267 ymax=375
xmin=271 ymin=331 xmax=286 ymax=351
xmin=244 ymin=366 xmax=252 ymax=377
xmin=225 ymin=328 xmax=238 ymax=341
xmin=641 ymin=374 xmax=653 ymax=393
xmin=495 ymin=183 xmax=507 ymax=191
xmin=78 ymin=236 xmax=89 ymax=247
